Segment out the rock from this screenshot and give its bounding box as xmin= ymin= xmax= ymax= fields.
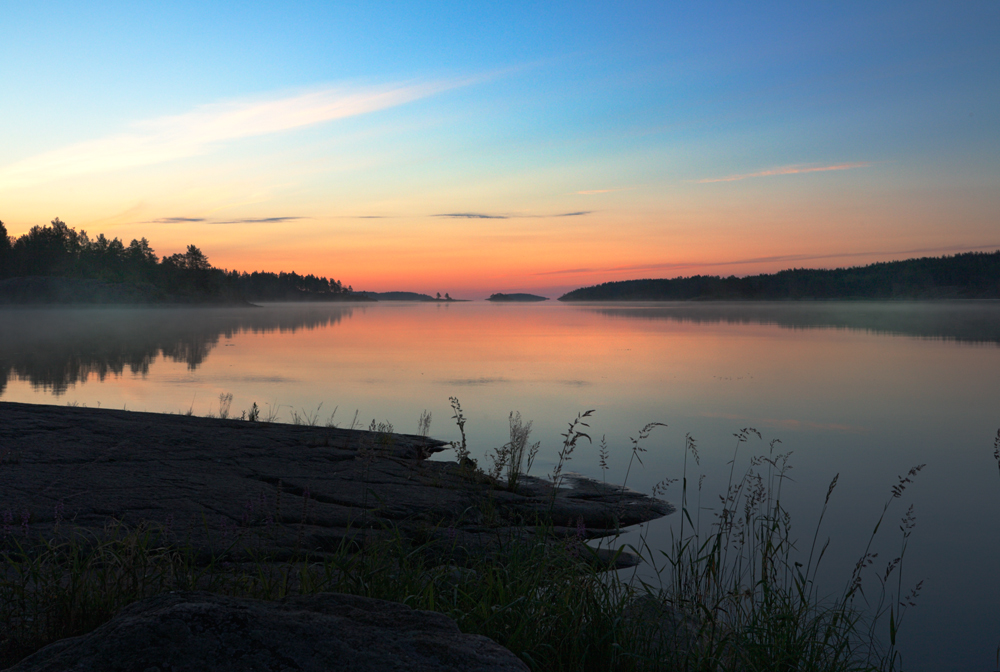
xmin=0 ymin=402 xmax=673 ymax=568
xmin=6 ymin=591 xmax=529 ymax=672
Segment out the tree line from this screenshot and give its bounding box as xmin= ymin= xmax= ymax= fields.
xmin=559 ymin=251 xmax=1000 ymax=301
xmin=0 ymin=218 xmax=354 ymax=302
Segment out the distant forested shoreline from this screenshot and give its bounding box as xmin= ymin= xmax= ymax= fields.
xmin=559 ymin=251 xmax=1000 ymax=301
xmin=0 ymin=218 xmax=363 ymax=304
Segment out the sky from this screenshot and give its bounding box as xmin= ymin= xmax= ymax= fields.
xmin=1 ymin=1 xmax=997 ymax=297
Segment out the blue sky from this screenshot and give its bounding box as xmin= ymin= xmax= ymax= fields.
xmin=1 ymin=1 xmax=997 ymax=295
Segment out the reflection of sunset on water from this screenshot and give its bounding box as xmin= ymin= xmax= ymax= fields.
xmin=3 ymin=303 xmax=999 ymax=438
xmin=2 ymin=301 xmax=1000 ymax=667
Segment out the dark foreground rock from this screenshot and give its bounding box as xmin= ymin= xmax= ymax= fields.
xmin=0 ymin=402 xmax=672 ymax=567
xmin=6 ymin=591 xmax=529 ymax=672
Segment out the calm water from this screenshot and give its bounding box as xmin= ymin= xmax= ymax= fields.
xmin=2 ymin=300 xmax=999 ymax=670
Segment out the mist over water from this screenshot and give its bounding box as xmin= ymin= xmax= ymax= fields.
xmin=2 ymin=300 xmax=999 ymax=671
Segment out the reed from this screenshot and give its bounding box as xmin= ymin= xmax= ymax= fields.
xmin=620 ymin=429 xmax=925 ymax=672
xmin=487 ymin=411 xmax=541 ymax=492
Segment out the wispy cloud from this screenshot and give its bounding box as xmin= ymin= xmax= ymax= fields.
xmin=693 ymin=162 xmax=871 ymax=184
xmin=434 ymin=211 xmax=592 ymax=219
xmin=536 ymin=243 xmax=1000 ymax=276
xmin=145 ymin=215 xmax=302 ymax=225
xmin=0 ymin=78 xmax=468 ymax=190
xmin=213 ymin=216 xmax=304 ymax=224
xmin=436 ymin=212 xmax=509 ymax=219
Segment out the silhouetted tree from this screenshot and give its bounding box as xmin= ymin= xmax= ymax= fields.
xmin=0 ymin=216 xmax=353 ymax=302
xmin=11 ymin=218 xmax=84 ymax=276
xmin=0 ymin=220 xmax=11 ymax=277
xmin=163 ymin=244 xmax=210 ymax=272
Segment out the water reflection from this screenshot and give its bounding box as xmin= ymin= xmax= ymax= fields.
xmin=4 ymin=301 xmax=1000 ymax=397
xmin=582 ymin=301 xmax=1000 ymax=345
xmin=0 ymin=304 xmax=354 ymax=395
xmin=1 ymin=300 xmax=997 ymax=670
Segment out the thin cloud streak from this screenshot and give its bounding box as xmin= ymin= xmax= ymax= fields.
xmin=536 ymin=243 xmax=1000 ymax=276
xmin=0 ymin=78 xmax=467 ymax=190
xmin=212 ymin=216 xmax=304 ymax=224
xmin=694 ymin=162 xmax=871 ymax=184
xmin=148 ymin=217 xmax=206 ymax=223
xmin=435 ymin=213 xmax=509 ymax=219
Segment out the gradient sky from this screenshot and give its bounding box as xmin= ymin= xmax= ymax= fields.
xmin=1 ymin=1 xmax=997 ymax=297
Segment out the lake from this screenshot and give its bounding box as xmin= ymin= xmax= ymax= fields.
xmin=2 ymin=300 xmax=999 ymax=670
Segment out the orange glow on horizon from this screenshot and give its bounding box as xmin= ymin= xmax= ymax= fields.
xmin=4 ymin=184 xmax=998 ymax=297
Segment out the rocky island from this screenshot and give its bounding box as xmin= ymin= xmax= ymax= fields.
xmin=486 ymin=293 xmax=548 ymax=302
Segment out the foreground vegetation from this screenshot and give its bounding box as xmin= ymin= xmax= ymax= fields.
xmin=0 ymin=409 xmax=927 ymax=671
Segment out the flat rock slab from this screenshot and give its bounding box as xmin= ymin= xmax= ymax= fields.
xmin=0 ymin=402 xmax=672 ymax=564
xmin=6 ymin=591 xmax=529 ymax=672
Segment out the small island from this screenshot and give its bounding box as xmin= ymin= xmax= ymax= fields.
xmin=487 ymin=293 xmax=549 ymax=302
xmin=356 ymin=291 xmax=467 ymax=302
xmin=355 ymin=291 xmax=436 ymax=301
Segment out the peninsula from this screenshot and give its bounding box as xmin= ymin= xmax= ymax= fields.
xmin=0 ymin=401 xmax=671 ymax=567
xmin=0 ymin=218 xmax=362 ymax=305
xmin=559 ymin=250 xmax=1000 ymax=301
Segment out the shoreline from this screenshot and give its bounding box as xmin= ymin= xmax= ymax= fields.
xmin=0 ymin=401 xmax=671 ymax=568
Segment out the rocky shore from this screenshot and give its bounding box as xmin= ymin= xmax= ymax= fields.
xmin=0 ymin=401 xmax=678 ymax=671
xmin=0 ymin=401 xmax=672 ymax=567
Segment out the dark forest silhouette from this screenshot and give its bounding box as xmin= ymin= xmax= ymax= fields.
xmin=559 ymin=251 xmax=1000 ymax=301
xmin=0 ymin=218 xmax=359 ymax=303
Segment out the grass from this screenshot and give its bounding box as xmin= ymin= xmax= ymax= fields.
xmin=0 ymin=517 xmax=638 ymax=670
xmin=487 ymin=411 xmax=540 ymax=492
xmin=0 ymin=404 xmax=932 ymax=671
xmin=627 ymin=429 xmax=925 ymax=672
